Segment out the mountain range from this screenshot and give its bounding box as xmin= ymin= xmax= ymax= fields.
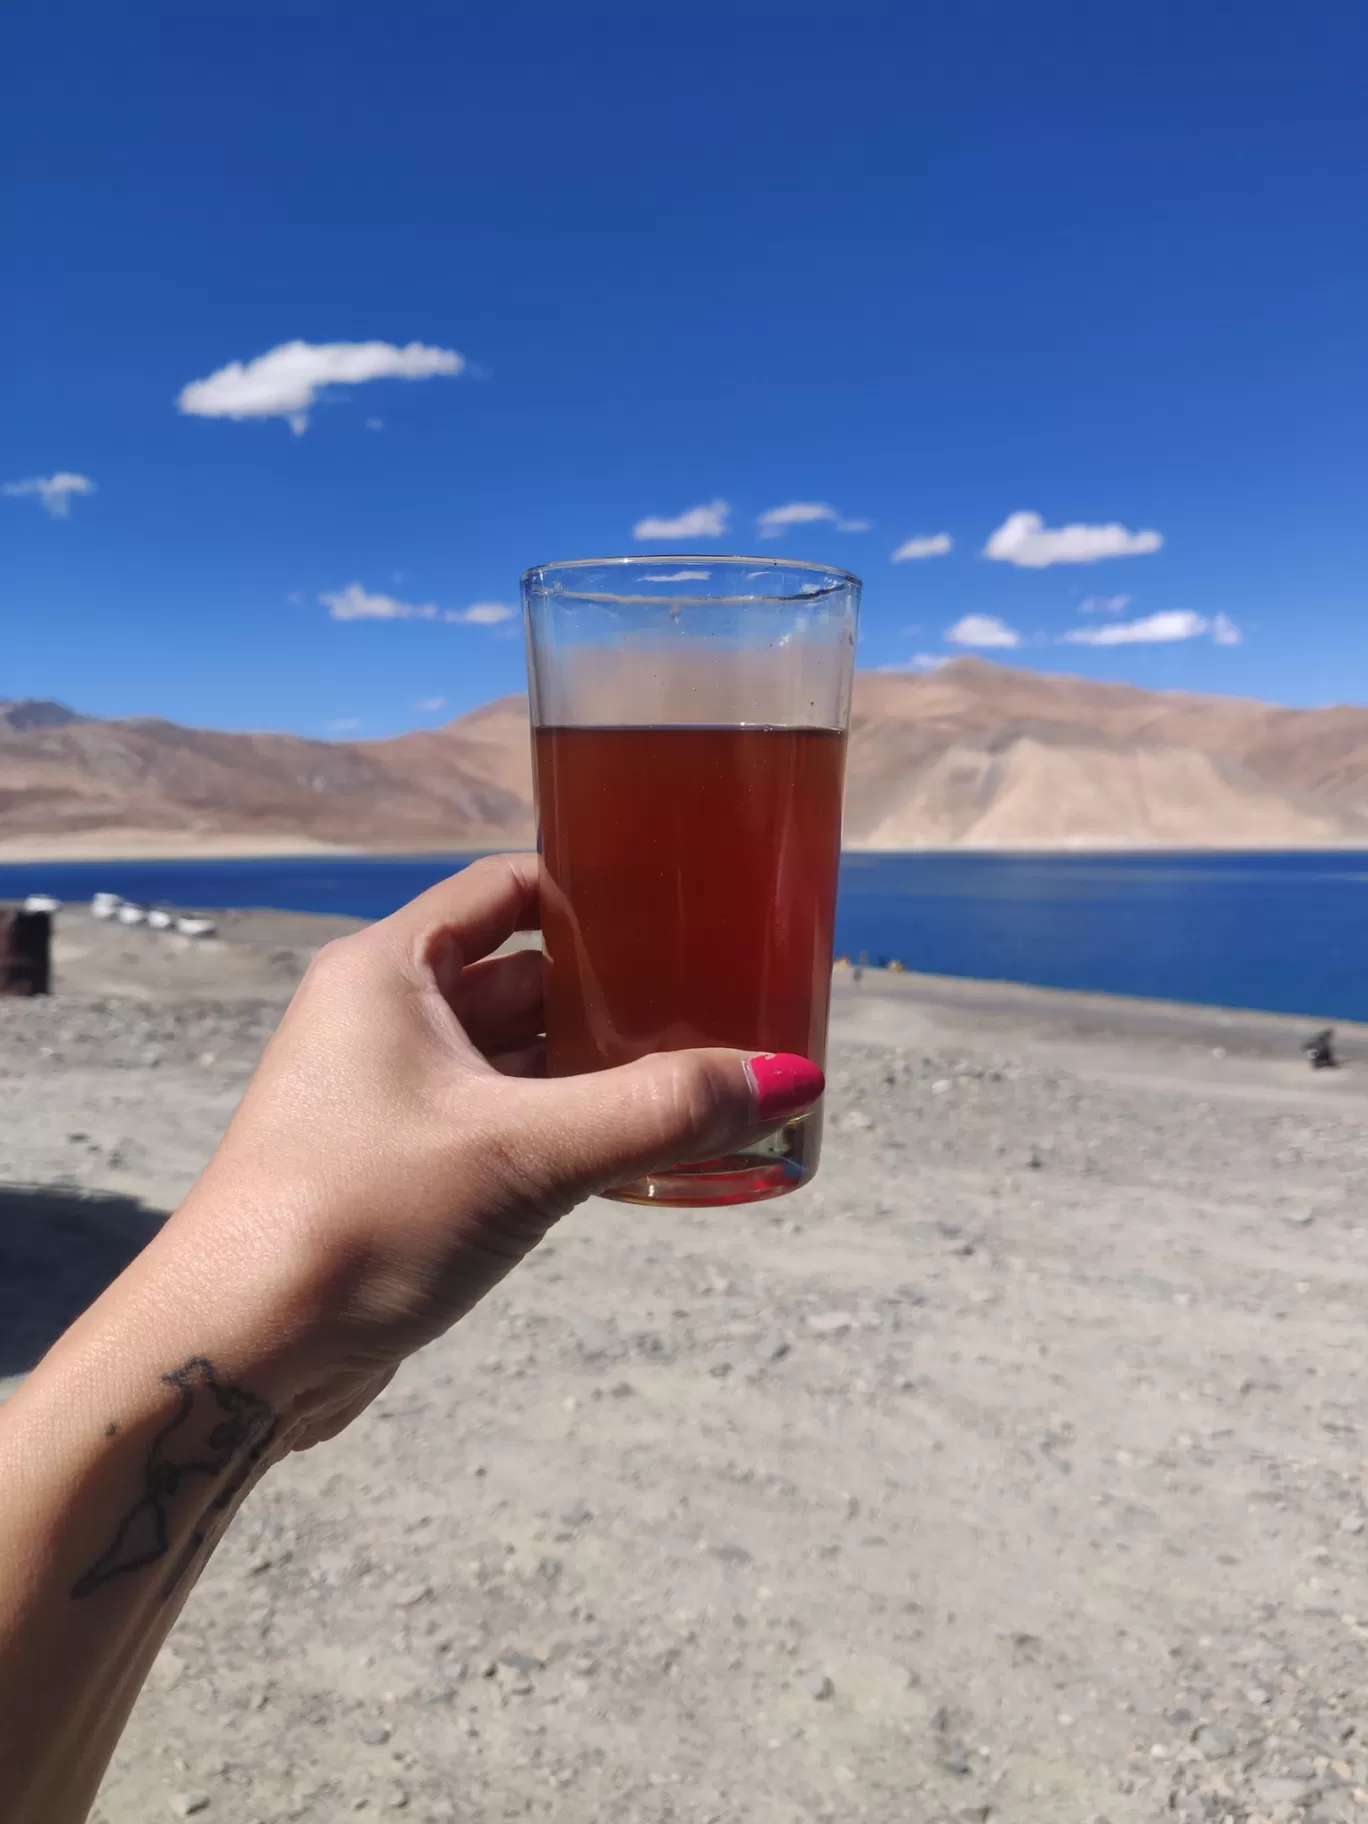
xmin=3 ymin=660 xmax=1367 ymax=856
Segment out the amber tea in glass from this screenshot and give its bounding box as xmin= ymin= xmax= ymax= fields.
xmin=522 ymin=556 xmax=860 ymax=1206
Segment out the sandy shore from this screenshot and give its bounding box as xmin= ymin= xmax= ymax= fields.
xmin=0 ymin=830 xmax=365 ymax=861
xmin=3 ymin=909 xmax=1367 ymax=1823
xmin=0 ymin=831 xmax=352 ymax=862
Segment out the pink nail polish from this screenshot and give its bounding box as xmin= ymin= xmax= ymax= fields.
xmin=746 ymin=1053 xmax=826 ymax=1122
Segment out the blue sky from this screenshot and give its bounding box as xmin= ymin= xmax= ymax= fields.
xmin=3 ymin=1 xmax=1366 ymax=737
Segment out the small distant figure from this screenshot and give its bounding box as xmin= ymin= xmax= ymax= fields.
xmin=1303 ymin=1028 xmax=1339 ymax=1070
xmin=852 ymin=949 xmax=869 ymax=984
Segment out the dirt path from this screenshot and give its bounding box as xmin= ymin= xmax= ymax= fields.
xmin=3 ymin=913 xmax=1368 ymax=1823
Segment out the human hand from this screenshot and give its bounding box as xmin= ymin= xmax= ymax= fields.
xmin=162 ymin=854 xmax=823 ymax=1446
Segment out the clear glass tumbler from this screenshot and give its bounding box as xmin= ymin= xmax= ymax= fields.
xmin=522 ymin=555 xmax=860 ymax=1207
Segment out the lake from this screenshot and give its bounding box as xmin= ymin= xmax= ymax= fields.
xmin=1 ymin=850 xmax=1364 ymax=1022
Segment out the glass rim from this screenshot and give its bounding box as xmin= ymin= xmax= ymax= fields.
xmin=521 ymin=552 xmax=862 ymax=606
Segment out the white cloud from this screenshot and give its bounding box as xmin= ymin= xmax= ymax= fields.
xmin=1078 ymin=594 xmax=1131 ymax=614
xmin=633 ymin=499 xmax=730 ymax=540
xmin=985 ymin=510 xmax=1163 ymax=568
xmin=756 ymin=502 xmax=870 ymax=536
xmin=642 ymin=569 xmax=711 ymax=582
xmin=445 ymin=601 xmax=516 ymax=626
xmin=177 ymin=339 xmax=465 ymax=434
xmin=365 ymin=417 xmax=385 ymax=431
xmin=946 ymin=613 xmax=1021 ymax=649
xmin=2 ymin=472 xmax=96 ymax=518
xmin=327 ymin=717 xmax=362 ymax=733
xmin=758 ymin=501 xmax=837 ymax=535
xmin=320 ymin=583 xmax=438 ymax=621
xmin=891 ymin=533 xmax=952 ymax=562
xmin=320 ymin=584 xmax=514 ymax=627
xmin=1212 ymin=612 xmax=1242 ymax=646
xmin=416 ymin=695 xmax=447 ymax=711
xmin=1063 ymin=610 xmax=1207 ymax=646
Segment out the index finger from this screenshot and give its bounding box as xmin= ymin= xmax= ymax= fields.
xmin=381 ymin=852 xmax=541 ymax=970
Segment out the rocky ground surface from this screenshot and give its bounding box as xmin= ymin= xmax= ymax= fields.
xmin=3 ymin=909 xmax=1368 ymax=1824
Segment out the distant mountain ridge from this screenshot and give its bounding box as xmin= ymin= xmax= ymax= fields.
xmin=1 ymin=661 xmax=1366 ymax=854
xmin=0 ymin=699 xmax=87 ymax=734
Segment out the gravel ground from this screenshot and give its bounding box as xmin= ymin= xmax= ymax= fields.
xmin=4 ymin=911 xmax=1368 ymax=1824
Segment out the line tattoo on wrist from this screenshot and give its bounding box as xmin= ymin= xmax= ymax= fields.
xmin=71 ymin=1357 xmax=277 ymax=1601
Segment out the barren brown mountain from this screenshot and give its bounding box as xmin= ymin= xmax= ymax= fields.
xmin=843 ymin=662 xmax=1368 ymax=847
xmin=3 ymin=660 xmax=1367 ymax=856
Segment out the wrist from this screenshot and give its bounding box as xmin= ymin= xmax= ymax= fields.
xmin=42 ymin=1181 xmax=327 ymax=1441
xmin=132 ymin=1168 xmax=399 ymax=1437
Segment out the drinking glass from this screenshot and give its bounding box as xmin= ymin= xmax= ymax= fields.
xmin=522 ymin=555 xmax=860 ymax=1207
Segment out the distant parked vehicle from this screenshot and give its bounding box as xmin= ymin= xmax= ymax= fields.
xmin=22 ymin=894 xmax=59 ymax=914
xmin=90 ymin=892 xmax=122 ymax=920
xmin=174 ymin=916 xmax=217 ymax=939
xmin=116 ymin=903 xmax=148 ymax=926
xmin=146 ymin=908 xmax=174 ymax=930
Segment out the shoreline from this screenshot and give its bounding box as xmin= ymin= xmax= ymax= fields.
xmin=0 ymin=832 xmax=361 ymax=862
xmin=27 ymin=898 xmax=1368 ymax=1042
xmin=832 ymin=961 xmax=1368 ymax=1056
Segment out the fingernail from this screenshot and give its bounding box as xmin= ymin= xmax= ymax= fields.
xmin=745 ymin=1053 xmax=826 ymax=1122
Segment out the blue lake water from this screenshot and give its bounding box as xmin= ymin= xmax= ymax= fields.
xmin=1 ymin=850 xmax=1365 ymax=1022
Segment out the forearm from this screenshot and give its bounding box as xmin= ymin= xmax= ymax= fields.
xmin=0 ymin=1210 xmax=311 ymax=1824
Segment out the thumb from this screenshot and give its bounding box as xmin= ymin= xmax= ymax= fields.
xmin=524 ymin=1049 xmax=826 ymax=1202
